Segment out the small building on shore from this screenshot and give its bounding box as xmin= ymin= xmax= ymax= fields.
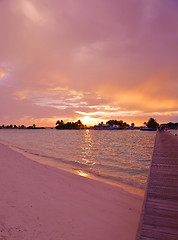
xmin=160 ymin=122 xmax=178 ymax=129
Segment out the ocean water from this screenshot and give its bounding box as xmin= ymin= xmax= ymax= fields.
xmin=0 ymin=129 xmax=156 ymax=189
xmin=169 ymin=129 xmax=178 ymax=136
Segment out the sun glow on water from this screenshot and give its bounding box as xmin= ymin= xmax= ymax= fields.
xmin=0 ymin=129 xmax=156 ymax=189
xmin=76 ymin=170 xmax=89 ymax=178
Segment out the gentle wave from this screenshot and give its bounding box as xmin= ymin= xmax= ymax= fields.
xmin=14 ymin=145 xmax=146 ymax=189
xmin=0 ymin=129 xmax=156 ymax=189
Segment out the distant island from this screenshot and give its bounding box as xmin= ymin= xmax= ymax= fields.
xmin=0 ymin=124 xmax=45 ymax=129
xmin=56 ymin=120 xmax=85 ymax=129
xmin=55 ymin=118 xmax=178 ymax=130
xmin=0 ymin=118 xmax=177 ymax=131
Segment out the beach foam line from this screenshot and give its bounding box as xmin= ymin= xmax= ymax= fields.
xmin=0 ymin=142 xmax=143 ymax=240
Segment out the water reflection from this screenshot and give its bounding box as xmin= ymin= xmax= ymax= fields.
xmin=81 ymin=130 xmax=96 ymax=166
xmin=0 ymin=129 xmax=156 ymax=189
xmin=76 ymin=170 xmax=89 ymax=178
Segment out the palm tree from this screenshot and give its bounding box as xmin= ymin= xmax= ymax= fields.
xmin=56 ymin=120 xmax=64 ymax=125
xmin=145 ymin=118 xmax=159 ymax=129
xmin=75 ymin=120 xmax=83 ymax=128
xmin=56 ymin=120 xmax=65 ymax=129
xmin=56 ymin=120 xmax=60 ymax=125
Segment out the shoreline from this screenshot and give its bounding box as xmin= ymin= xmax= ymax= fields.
xmin=5 ymin=141 xmax=145 ymax=197
xmin=0 ymin=142 xmax=143 ymax=240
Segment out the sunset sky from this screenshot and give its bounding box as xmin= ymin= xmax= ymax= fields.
xmin=0 ymin=0 xmax=178 ymax=126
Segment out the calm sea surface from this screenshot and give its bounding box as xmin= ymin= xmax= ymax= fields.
xmin=0 ymin=129 xmax=156 ymax=189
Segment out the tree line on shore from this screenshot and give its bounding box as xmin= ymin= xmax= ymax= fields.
xmin=0 ymin=124 xmax=44 ymax=129
xmin=55 ymin=118 xmax=159 ymax=129
xmin=106 ymin=120 xmax=134 ymax=128
xmin=1 ymin=118 xmax=174 ymax=130
xmin=144 ymin=118 xmax=159 ymax=129
xmin=56 ymin=120 xmax=85 ymax=129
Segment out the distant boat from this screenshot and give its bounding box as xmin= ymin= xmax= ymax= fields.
xmin=140 ymin=127 xmax=157 ymax=131
xmin=93 ymin=123 xmax=122 ymax=130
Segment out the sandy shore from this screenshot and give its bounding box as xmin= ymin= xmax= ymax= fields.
xmin=0 ymin=143 xmax=143 ymax=240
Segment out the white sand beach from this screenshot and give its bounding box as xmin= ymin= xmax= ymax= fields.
xmin=0 ymin=143 xmax=143 ymax=240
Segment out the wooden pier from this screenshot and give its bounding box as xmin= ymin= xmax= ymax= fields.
xmin=137 ymin=131 xmax=178 ymax=240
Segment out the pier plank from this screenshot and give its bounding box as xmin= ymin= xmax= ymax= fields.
xmin=137 ymin=131 xmax=178 ymax=240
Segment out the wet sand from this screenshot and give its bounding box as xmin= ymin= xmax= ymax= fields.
xmin=0 ymin=143 xmax=143 ymax=240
